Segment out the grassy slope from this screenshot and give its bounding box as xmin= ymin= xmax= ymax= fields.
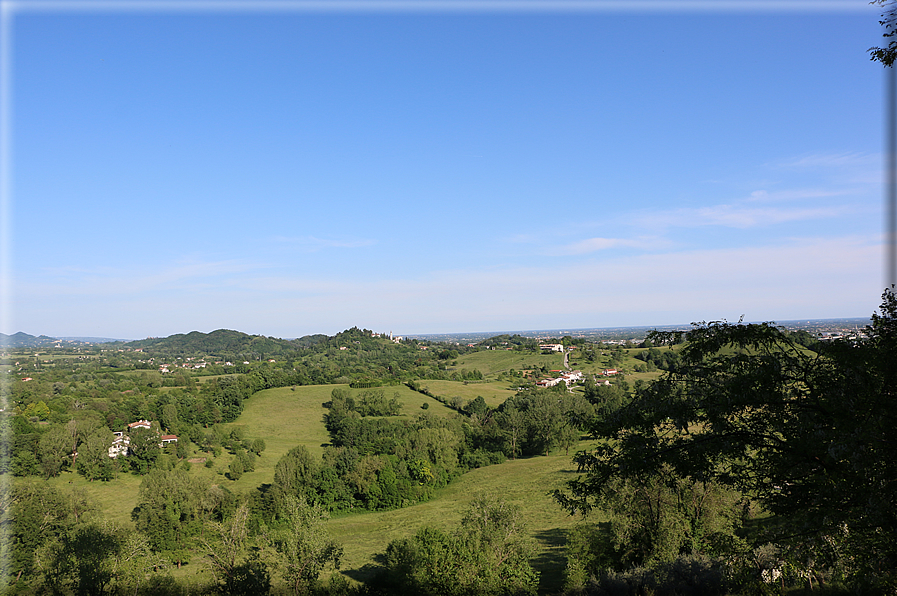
xmin=416 ymin=379 xmax=517 ymax=408
xmin=225 ymin=382 xmax=596 ymax=592
xmin=328 ymin=445 xmax=597 ymax=594
xmin=39 ymin=350 xmax=618 ymax=593
xmin=219 ymin=384 xmax=457 ymax=492
xmin=44 ymin=469 xmax=144 ymax=528
xmin=37 ymin=344 xmax=647 ymax=521
xmin=452 ymin=350 xmax=565 ymax=376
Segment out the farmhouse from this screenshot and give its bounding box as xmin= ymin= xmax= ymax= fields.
xmin=107 ymin=421 xmax=178 ymax=457
xmin=536 ymin=370 xmax=584 ymax=388
xmin=108 ymin=434 xmax=130 ymax=458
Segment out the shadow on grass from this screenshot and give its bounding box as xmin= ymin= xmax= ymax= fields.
xmin=532 ymin=527 xmax=568 ymax=595
xmin=340 ymin=563 xmax=383 ymax=584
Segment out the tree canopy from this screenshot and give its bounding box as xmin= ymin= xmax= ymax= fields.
xmin=871 ymin=0 xmax=897 ymax=66
xmin=557 ymin=289 xmax=897 ymax=587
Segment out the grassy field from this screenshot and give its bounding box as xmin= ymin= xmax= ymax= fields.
xmin=328 ymin=445 xmax=597 ymax=593
xmin=36 ymin=375 xmax=605 ymax=594
xmin=452 ymin=350 xmax=565 ymax=376
xmin=414 ymin=379 xmax=517 ymax=408
xmin=35 ymin=384 xmax=465 ymax=527
xmin=218 ymin=384 xmax=457 ymax=493
xmin=43 ymin=469 xmax=144 ymax=528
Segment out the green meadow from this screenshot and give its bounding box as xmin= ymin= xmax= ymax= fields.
xmin=217 ymin=383 xmax=457 ymax=492
xmin=328 ymin=446 xmax=595 ymax=593
xmin=451 ymin=350 xmax=565 ymax=376
xmin=414 ymin=379 xmax=517 ymax=408
xmin=209 ymin=383 xmax=598 ymax=592
xmin=36 ymin=378 xmax=600 ymax=592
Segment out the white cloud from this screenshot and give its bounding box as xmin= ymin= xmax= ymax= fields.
xmin=548 ymin=236 xmax=657 ymax=255
xmin=272 ymin=235 xmax=376 ymax=251
xmin=18 ymin=258 xmax=263 ymax=298
xmin=12 ymin=235 xmax=880 ymax=337
xmin=745 ymin=188 xmax=855 ymax=203
xmin=638 ymin=203 xmax=851 ymax=229
xmin=775 ymin=152 xmax=876 ymax=169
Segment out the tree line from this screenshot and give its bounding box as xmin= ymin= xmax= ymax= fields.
xmin=555 ymin=288 xmax=897 ymax=593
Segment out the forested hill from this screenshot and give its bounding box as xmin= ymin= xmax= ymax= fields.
xmin=113 ymin=326 xmax=473 ymax=386
xmin=123 ymin=327 xmax=414 ymax=355
xmin=124 ymin=328 xmax=318 ymax=356
xmin=0 ymin=332 xmax=67 ymax=347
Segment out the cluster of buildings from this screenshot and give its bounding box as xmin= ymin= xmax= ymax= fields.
xmin=538 ymin=343 xmax=569 ymax=353
xmin=157 ymin=357 xmax=244 ymax=373
xmin=370 ymin=331 xmax=403 ymax=343
xmin=107 ymin=419 xmax=178 ymax=458
xmin=536 ymin=370 xmax=584 ymax=388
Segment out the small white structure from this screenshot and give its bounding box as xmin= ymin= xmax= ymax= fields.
xmin=108 ymin=435 xmax=130 ymax=458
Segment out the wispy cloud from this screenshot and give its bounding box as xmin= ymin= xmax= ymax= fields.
xmin=745 ymin=188 xmax=856 ymax=203
xmin=12 ymin=235 xmax=881 ymax=338
xmin=775 ymin=152 xmax=876 ymax=169
xmin=692 ymin=204 xmax=848 ymax=227
xmin=638 ymin=203 xmax=851 ymax=230
xmin=547 ymin=236 xmax=656 ymax=255
xmin=273 ymin=235 xmax=376 ymax=251
xmin=19 ymin=258 xmax=263 ymax=297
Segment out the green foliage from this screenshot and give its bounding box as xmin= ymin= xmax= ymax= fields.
xmin=249 ymin=438 xmax=266 ymax=456
xmin=477 ymin=334 xmax=538 ymax=352
xmin=39 ymin=424 xmax=74 ymax=478
xmin=326 ymin=388 xmax=403 ymax=417
xmin=75 ymin=427 xmax=116 ymax=481
xmin=602 ymin=471 xmax=745 ymax=568
xmin=269 ymin=495 xmax=342 ymax=594
xmin=465 ymin=395 xmax=489 ymax=418
xmin=26 ymin=515 xmax=170 ymax=596
xmin=562 ymin=470 xmax=745 ymax=593
xmin=582 ymin=379 xmax=629 ymax=421
xmin=199 ymin=503 xmax=271 ymax=596
xmin=633 ymin=346 xmax=680 ymax=371
xmin=373 ymin=495 xmax=538 ymax=596
xmin=496 ymin=387 xmax=593 ymax=457
xmin=870 ymin=0 xmax=897 ymax=66
xmin=22 ymin=399 xmax=50 ymax=420
xmin=127 ymin=426 xmax=161 ymax=475
xmin=132 ymin=468 xmax=224 ymax=566
xmin=228 ymin=456 xmax=244 ymax=481
xmin=35 ymin=522 xmax=121 ymax=596
xmin=4 ymin=481 xmax=85 ymax=581
xmin=583 ymin=555 xmax=727 ymax=596
xmin=273 ymin=445 xmax=319 ymax=503
xmin=559 ymin=289 xmax=897 ymax=591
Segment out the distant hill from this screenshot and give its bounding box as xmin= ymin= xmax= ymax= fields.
xmin=1 ymin=332 xmax=62 ymax=347
xmin=1 ymin=333 xmax=126 ymax=347
xmin=124 ymin=328 xmax=328 ymax=356
xmin=58 ymin=336 xmax=128 ymax=343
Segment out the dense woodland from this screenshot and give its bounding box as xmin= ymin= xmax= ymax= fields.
xmin=1 ymin=291 xmax=894 ymax=595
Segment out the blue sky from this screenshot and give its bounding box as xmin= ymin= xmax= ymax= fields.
xmin=2 ymin=1 xmax=889 ymax=338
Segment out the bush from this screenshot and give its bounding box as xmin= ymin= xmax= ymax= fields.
xmin=228 ymin=458 xmax=244 ymax=481
xmin=588 ymin=555 xmax=726 ymax=596
xmin=373 ymin=495 xmax=538 ymax=596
